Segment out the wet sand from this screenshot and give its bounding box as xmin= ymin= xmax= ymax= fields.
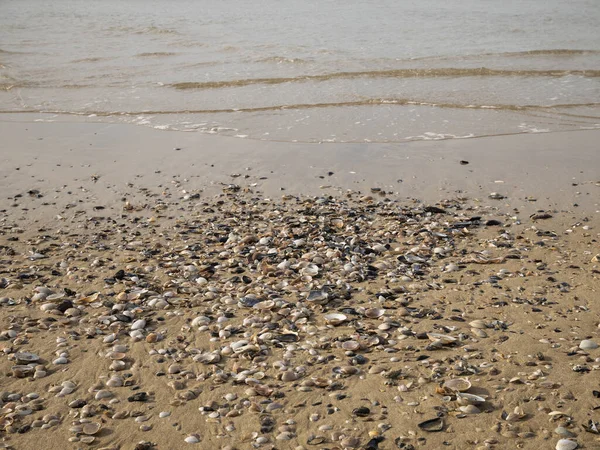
xmin=0 ymin=122 xmax=599 ymax=450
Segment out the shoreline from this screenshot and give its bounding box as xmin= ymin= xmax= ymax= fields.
xmin=1 ymin=118 xmax=599 ymax=218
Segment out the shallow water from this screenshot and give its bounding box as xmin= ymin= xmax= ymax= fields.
xmin=1 ymin=0 xmax=599 ymax=142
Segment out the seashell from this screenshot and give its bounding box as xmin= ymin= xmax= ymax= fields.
xmin=185 ymin=435 xmax=200 ymax=444
xmin=11 ymin=365 xmax=35 ymax=378
xmin=273 ymin=333 xmax=299 ymax=343
xmin=339 ymin=366 xmax=359 ymax=375
xmin=95 ymin=390 xmax=113 ymax=400
xmin=417 ymin=417 xmax=444 ymax=432
xmin=15 ymin=352 xmax=40 ymax=364
xmin=254 ymin=300 xmax=275 ymax=310
xmin=469 ymin=320 xmax=487 ymax=329
xmin=191 ymin=316 xmax=210 ymax=327
xmin=281 ymin=371 xmax=299 ymax=382
xmin=131 ymin=319 xmax=146 ymax=330
xmin=340 ymin=436 xmax=360 ymax=448
xmin=106 ymin=376 xmax=124 ymax=387
xmin=300 ymin=264 xmax=319 ymax=277
xmin=442 ymin=378 xmax=471 ymax=392
xmin=456 ymin=392 xmax=486 ymax=405
xmin=364 ymin=308 xmax=385 ymax=319
xmin=503 ymin=406 xmax=526 ymax=421
xmin=472 ymin=328 xmax=487 ymax=338
xmin=331 ymin=218 xmax=344 ymax=228
xmin=110 ymin=360 xmax=126 ymax=371
xmin=324 ymin=313 xmax=347 ymax=326
xmin=306 ymin=290 xmax=329 ymax=304
xmin=76 ymin=292 xmax=99 ymax=304
xmin=579 ymin=340 xmax=598 ymax=350
xmin=555 ymin=439 xmax=578 ymax=450
xmin=427 ymin=333 xmax=457 ymax=344
xmin=46 ymin=293 xmax=65 ymax=301
xmin=459 ymin=405 xmax=481 ymax=414
xmin=64 ymin=308 xmax=80 ymax=317
xmin=195 ymin=352 xmax=221 ymax=364
xmin=168 ymin=364 xmax=181 ymax=374
xmin=107 ymin=351 xmax=126 ymax=360
xmin=82 ymin=422 xmax=101 ymax=435
xmin=341 ymin=340 xmax=360 ymax=351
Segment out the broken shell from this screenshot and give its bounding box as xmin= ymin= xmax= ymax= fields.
xmin=443 ymin=378 xmax=472 ymax=392
xmin=418 ymin=417 xmax=444 ymax=432
xmin=459 ymin=405 xmax=481 ymax=414
xmin=12 ymin=365 xmax=35 ymax=378
xmin=324 ymin=313 xmax=347 ymax=326
xmin=456 ymin=392 xmax=486 ymax=405
xmin=427 ymin=333 xmax=457 ymax=344
xmin=306 ymin=290 xmax=329 ymax=304
xmin=15 ymin=352 xmax=40 ymax=364
xmin=300 ymin=264 xmax=319 ymax=276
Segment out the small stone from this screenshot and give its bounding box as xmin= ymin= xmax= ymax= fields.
xmin=53 ymin=357 xmax=68 ymax=365
xmin=184 ymin=436 xmax=200 ymax=444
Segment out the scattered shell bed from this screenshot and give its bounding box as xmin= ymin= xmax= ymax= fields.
xmin=0 ymin=184 xmax=599 ymax=450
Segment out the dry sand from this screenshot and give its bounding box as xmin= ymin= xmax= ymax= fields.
xmin=0 ymin=120 xmax=599 ymax=450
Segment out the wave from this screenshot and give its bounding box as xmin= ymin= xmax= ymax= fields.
xmin=171 ymin=67 xmax=600 ymax=89
xmin=136 ymin=52 xmax=177 ymax=58
xmin=71 ymin=57 xmax=112 ymax=63
xmin=500 ymin=49 xmax=600 ymax=57
xmin=2 ymin=100 xmax=598 ymax=115
xmin=255 ymin=56 xmax=309 ymax=64
xmin=105 ymin=25 xmax=179 ymax=35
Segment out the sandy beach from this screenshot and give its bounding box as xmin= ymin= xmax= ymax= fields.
xmin=1 ymin=121 xmax=600 ymax=450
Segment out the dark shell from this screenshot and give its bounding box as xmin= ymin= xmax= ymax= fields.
xmin=417 ymin=417 xmax=444 ymax=432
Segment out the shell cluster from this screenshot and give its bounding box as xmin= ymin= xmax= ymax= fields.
xmin=0 ymin=184 xmax=599 ymax=449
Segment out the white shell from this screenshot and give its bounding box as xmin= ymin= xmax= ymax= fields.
xmin=427 ymin=333 xmax=457 ymax=344
xmin=324 ymin=313 xmax=347 ymax=326
xmin=555 ymin=439 xmax=578 ymax=450
xmin=82 ymin=422 xmax=101 ymax=435
xmin=456 ymin=392 xmax=486 ymax=405
xmin=364 ymin=308 xmax=385 ymax=319
xmin=443 ymin=378 xmax=471 ymax=392
xmin=579 ymin=340 xmax=598 ymax=350
xmin=469 ymin=320 xmax=487 ymax=329
xmin=131 ymin=319 xmax=146 ymax=330
xmin=341 ymin=340 xmax=360 ymax=351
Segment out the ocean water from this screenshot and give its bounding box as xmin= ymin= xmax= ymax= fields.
xmin=1 ymin=0 xmax=599 ymax=143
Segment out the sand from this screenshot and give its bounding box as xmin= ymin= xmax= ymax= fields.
xmin=0 ymin=120 xmax=599 ymax=450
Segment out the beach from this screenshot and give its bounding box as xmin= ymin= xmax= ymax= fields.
xmin=2 ymin=0 xmax=600 ymax=447
xmin=0 ymin=121 xmax=599 ymax=450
